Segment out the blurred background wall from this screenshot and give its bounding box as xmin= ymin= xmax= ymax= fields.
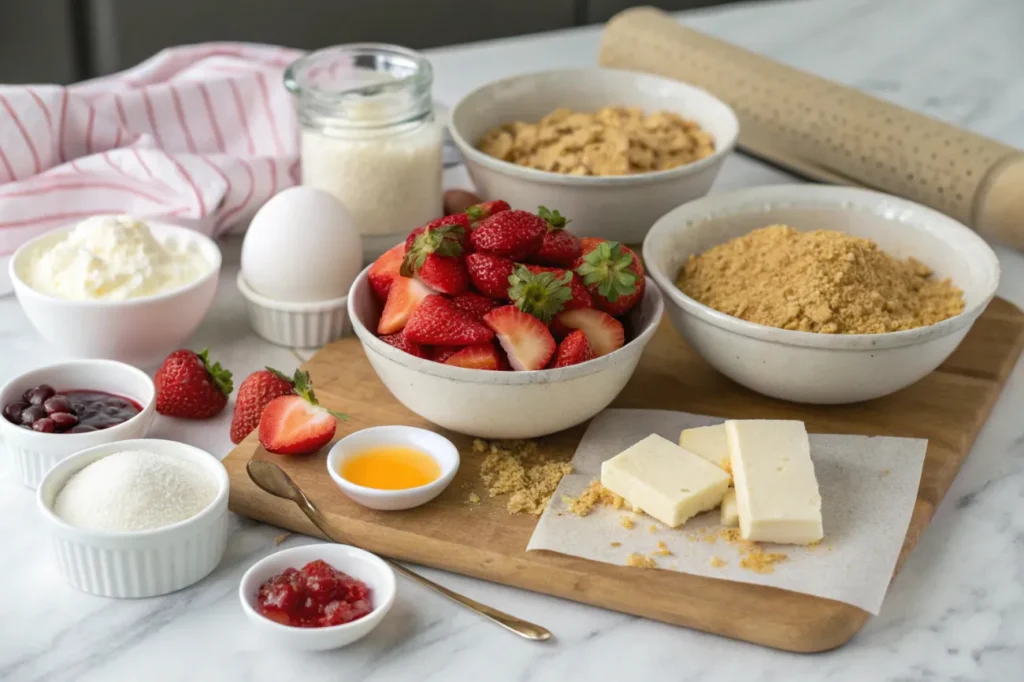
xmin=0 ymin=0 xmax=745 ymax=83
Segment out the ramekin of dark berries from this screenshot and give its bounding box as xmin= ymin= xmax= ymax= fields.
xmin=0 ymin=360 xmax=156 ymax=488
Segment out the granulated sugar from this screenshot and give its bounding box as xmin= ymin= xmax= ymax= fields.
xmin=54 ymin=450 xmax=217 ymax=532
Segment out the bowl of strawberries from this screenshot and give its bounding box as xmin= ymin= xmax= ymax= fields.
xmin=347 ymin=201 xmax=664 ymax=439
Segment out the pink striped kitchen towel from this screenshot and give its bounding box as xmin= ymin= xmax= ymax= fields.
xmin=0 ymin=42 xmax=306 ymax=292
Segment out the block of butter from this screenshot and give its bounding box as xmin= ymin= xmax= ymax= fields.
xmin=679 ymin=424 xmax=730 ymax=472
xmin=725 ymin=420 xmax=823 ymax=545
xmin=720 ymin=489 xmax=739 ymax=527
xmin=601 ymin=434 xmax=731 ymax=528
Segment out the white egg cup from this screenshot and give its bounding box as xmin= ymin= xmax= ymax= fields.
xmin=326 ymin=426 xmax=460 ymax=511
xmin=237 ymin=272 xmax=351 ymax=348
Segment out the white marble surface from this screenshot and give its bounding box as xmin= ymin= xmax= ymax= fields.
xmin=2 ymin=0 xmax=1023 ymax=679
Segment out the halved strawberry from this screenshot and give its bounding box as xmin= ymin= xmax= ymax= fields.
xmin=507 ymin=265 xmax=572 ymax=324
xmin=465 ymin=252 xmax=516 ymax=299
xmin=551 ymin=329 xmax=595 ymax=368
xmin=404 ymin=295 xmax=495 ymax=346
xmin=368 ymin=243 xmax=405 ymax=302
xmin=377 ymin=276 xmax=432 ymax=334
xmin=573 ymin=239 xmax=645 ymax=316
xmin=483 ymin=305 xmax=556 ymax=370
xmin=468 ymin=210 xmax=546 ymax=260
xmin=449 ymin=291 xmax=499 ymax=320
xmin=258 ymin=371 xmax=347 ymax=455
xmin=531 ymin=206 xmax=582 ymax=268
xmin=379 ymin=331 xmax=428 ymax=358
xmin=551 ymin=308 xmax=624 ymax=357
xmin=401 ymin=219 xmax=469 ymax=295
xmin=523 ymin=264 xmax=593 ymax=311
xmin=465 ymin=199 xmax=511 ymax=227
xmin=444 ymin=343 xmax=502 ymax=370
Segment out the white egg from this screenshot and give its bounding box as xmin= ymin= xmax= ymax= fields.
xmin=241 ymin=187 xmax=363 ymax=302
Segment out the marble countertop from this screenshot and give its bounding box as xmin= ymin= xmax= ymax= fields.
xmin=2 ymin=0 xmax=1022 ymax=679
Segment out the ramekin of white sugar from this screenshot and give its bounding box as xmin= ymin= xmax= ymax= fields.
xmin=36 ymin=439 xmax=229 ymax=599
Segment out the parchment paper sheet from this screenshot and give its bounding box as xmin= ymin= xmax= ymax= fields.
xmin=526 ymin=409 xmax=927 ymax=614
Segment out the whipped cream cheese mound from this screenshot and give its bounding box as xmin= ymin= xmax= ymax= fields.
xmin=26 ymin=215 xmax=212 ymax=300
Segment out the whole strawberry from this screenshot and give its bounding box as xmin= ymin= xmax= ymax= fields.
xmin=259 ymin=371 xmax=347 ymax=455
xmin=465 ymin=252 xmax=516 ymax=299
xmin=154 ymin=349 xmax=233 ymax=419
xmin=465 ymin=199 xmax=511 ymax=227
xmin=507 ymin=265 xmax=572 ymax=323
xmin=523 ymin=264 xmax=593 ymax=311
xmin=230 ymin=368 xmax=296 ymax=444
xmin=468 ymin=209 xmax=546 ymax=260
xmin=573 ymin=239 xmax=646 ymax=316
xmin=401 ymin=217 xmax=469 ymax=295
xmin=404 ymin=295 xmax=495 ymax=346
xmin=531 ymin=206 xmax=582 ymax=268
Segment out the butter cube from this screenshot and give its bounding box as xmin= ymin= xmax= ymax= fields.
xmin=726 ymin=420 xmax=823 ymax=545
xmin=720 ymin=489 xmax=738 ymax=527
xmin=679 ymin=424 xmax=731 ymax=471
xmin=601 ymin=434 xmax=731 ymax=528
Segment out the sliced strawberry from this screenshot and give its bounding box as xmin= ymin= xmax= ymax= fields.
xmin=379 ymin=331 xmax=428 ymax=359
xmin=574 ymin=239 xmax=645 ymax=317
xmin=551 ymin=308 xmax=625 ymax=357
xmin=430 ymin=346 xmax=461 ymax=363
xmin=523 ymin=264 xmax=593 ymax=311
xmin=444 ymin=343 xmax=502 ymax=370
xmin=483 ymin=305 xmax=556 ymax=370
xmin=368 ymin=243 xmax=406 ymax=302
xmin=258 ymin=371 xmax=347 ymax=456
xmin=377 ymin=276 xmax=432 ymax=335
xmin=551 ymin=329 xmax=595 ymax=368
xmin=531 ymin=206 xmax=582 ymax=268
xmin=449 ymin=292 xmax=499 ymax=320
xmin=469 ymin=210 xmax=546 ymax=260
xmin=404 ymin=295 xmax=495 ymax=346
xmin=465 ymin=252 xmax=516 ymax=299
xmin=507 ymin=265 xmax=572 ymax=324
xmin=465 ymin=199 xmax=511 ymax=227
xmin=401 ymin=219 xmax=469 ymax=295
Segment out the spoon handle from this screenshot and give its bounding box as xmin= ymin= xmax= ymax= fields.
xmin=292 ymin=487 xmax=552 ymax=641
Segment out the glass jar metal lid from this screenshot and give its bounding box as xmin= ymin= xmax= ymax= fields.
xmin=285 ymin=44 xmax=434 ymax=131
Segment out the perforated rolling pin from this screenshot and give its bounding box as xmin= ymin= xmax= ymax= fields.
xmin=598 ymin=7 xmax=1024 ymax=250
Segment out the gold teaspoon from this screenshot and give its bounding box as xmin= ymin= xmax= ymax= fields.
xmin=246 ymin=460 xmax=552 ymax=642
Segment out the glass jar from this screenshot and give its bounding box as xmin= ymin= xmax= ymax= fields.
xmin=285 ymin=44 xmax=443 ymax=260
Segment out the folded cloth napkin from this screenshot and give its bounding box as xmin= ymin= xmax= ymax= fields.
xmin=0 ymin=43 xmax=305 ymax=293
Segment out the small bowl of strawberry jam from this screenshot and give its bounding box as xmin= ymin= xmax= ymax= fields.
xmin=239 ymin=543 xmax=396 ymax=651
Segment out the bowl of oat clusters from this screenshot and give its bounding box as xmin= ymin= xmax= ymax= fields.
xmin=449 ymin=69 xmax=738 ymax=243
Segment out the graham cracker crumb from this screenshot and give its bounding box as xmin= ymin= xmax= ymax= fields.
xmin=620 ymin=515 xmax=636 ymax=530
xmin=467 ymin=492 xmax=481 ymax=504
xmin=477 ymin=439 xmax=572 ymax=515
xmin=274 ymin=533 xmax=291 ymax=546
xmin=709 ymin=556 xmax=727 ymax=568
xmin=610 ymin=542 xmax=621 ymax=548
xmin=653 ymin=541 xmax=673 ymax=557
xmin=564 ymin=480 xmax=629 ymax=517
xmin=626 ymin=553 xmax=658 ymax=569
xmin=880 ymin=468 xmax=892 ymax=479
xmin=648 ymin=524 xmax=657 ymax=533
xmin=739 ymin=546 xmax=788 ymax=574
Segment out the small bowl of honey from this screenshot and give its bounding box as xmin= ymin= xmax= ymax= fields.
xmin=325 ymin=426 xmax=460 ymax=511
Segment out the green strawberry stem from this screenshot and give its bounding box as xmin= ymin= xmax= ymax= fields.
xmin=507 ymin=265 xmax=573 ymax=323
xmin=575 ymin=241 xmax=637 ymax=303
xmin=291 ymin=369 xmax=350 ymax=421
xmin=197 ymin=349 xmax=233 ymax=396
xmin=266 ymin=366 xmax=295 ymax=384
xmin=465 ymin=205 xmax=485 ymax=220
xmin=537 ymin=206 xmax=569 ymax=229
xmin=400 ymin=224 xmax=465 ymax=277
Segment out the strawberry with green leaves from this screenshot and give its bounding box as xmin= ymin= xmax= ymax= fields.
xmin=507 ymin=265 xmax=572 ymax=324
xmin=531 ymin=206 xmax=582 ymax=268
xmin=258 ymin=371 xmax=348 ymax=455
xmin=522 ymin=264 xmax=593 ymax=311
xmin=154 ymin=348 xmax=233 ymax=419
xmin=573 ymin=239 xmax=645 ymax=316
xmin=465 ymin=200 xmax=510 ymax=227
xmin=401 ymin=216 xmax=469 ymax=295
xmin=230 ymin=367 xmax=296 ymax=444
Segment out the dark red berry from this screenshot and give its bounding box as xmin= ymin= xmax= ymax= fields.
xmin=50 ymin=412 xmax=79 ymax=430
xmin=43 ymin=395 xmax=72 ymax=415
xmin=23 ymin=385 xmax=56 ymax=406
xmin=32 ymin=418 xmax=56 ymax=433
xmin=3 ymin=402 xmax=27 ymax=424
xmin=20 ymin=405 xmax=47 ymax=425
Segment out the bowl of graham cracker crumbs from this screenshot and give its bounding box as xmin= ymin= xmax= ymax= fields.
xmin=642 ymin=185 xmax=1000 ymax=404
xmin=450 ymin=69 xmax=738 ymax=244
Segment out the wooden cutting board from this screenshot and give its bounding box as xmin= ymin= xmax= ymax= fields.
xmin=225 ymin=297 xmax=1024 ymax=653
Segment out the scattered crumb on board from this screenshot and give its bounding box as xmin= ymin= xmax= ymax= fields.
xmin=653 ymin=541 xmax=673 ymax=557
xmin=626 ymin=552 xmax=657 ymax=568
xmin=610 ymin=541 xmax=621 ymax=548
xmin=620 ymin=515 xmax=636 ymax=530
xmin=466 ymin=492 xmax=481 ymax=504
xmin=274 ymin=533 xmax=291 ymax=546
xmin=562 ymin=480 xmax=630 ymax=516
xmin=648 ymin=524 xmax=657 ymax=533
xmin=709 ymin=556 xmax=727 ymax=568
xmin=475 ymin=438 xmax=572 ymax=515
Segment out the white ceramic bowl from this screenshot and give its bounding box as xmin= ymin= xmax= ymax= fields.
xmin=36 ymin=438 xmax=230 ymax=598
xmin=450 ymin=68 xmax=739 ymax=244
xmin=10 ymin=219 xmax=222 ymax=367
xmin=239 ymin=543 xmax=396 ymax=651
xmin=0 ymin=360 xmax=156 ymax=488
xmin=642 ymin=185 xmax=1001 ymax=404
xmin=326 ymin=426 xmax=459 ymax=510
xmin=348 ymin=267 xmax=665 ymax=439
xmin=237 ymin=272 xmax=351 ymax=348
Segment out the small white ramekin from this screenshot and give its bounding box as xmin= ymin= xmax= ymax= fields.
xmin=36 ymin=438 xmax=230 ymax=599
xmin=0 ymin=360 xmax=156 ymax=488
xmin=237 ymin=272 xmax=351 ymax=348
xmin=239 ymin=543 xmax=396 ymax=651
xmin=326 ymin=426 xmax=460 ymax=510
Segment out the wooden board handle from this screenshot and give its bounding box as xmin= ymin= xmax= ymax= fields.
xmin=598 ymin=6 xmax=1024 ymax=250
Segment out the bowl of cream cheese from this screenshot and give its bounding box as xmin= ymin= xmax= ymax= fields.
xmin=9 ymin=216 xmax=221 ymax=367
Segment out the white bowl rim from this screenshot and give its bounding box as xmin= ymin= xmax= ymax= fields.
xmin=642 ymin=184 xmax=1001 ymax=351
xmin=9 ymin=217 xmax=223 ymax=307
xmin=449 ymin=67 xmax=740 ymax=188
xmin=238 ymin=543 xmax=397 ymax=634
xmin=348 ymin=269 xmax=665 ymax=385
xmin=236 ymin=271 xmax=349 ymax=312
xmin=36 ymin=438 xmax=229 ymax=540
xmin=0 ymin=359 xmax=155 ymax=441
xmin=325 ymin=425 xmax=460 ymax=498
